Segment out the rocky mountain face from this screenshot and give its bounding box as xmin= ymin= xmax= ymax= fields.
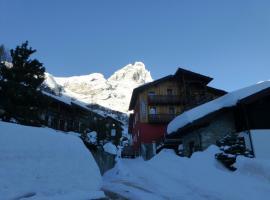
xmin=42 ymin=62 xmax=153 ymax=124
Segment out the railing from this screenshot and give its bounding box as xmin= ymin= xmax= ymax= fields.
xmin=148 ymin=114 xmax=178 ymax=124
xmin=148 ymin=95 xmax=184 ymax=105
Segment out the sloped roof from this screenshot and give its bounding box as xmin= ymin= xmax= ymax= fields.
xmin=129 ymin=75 xmax=174 ymax=110
xmin=167 ymin=81 xmax=270 ymax=135
xmin=174 ymin=68 xmax=213 ymax=84
xmin=129 ymin=67 xmax=225 ymax=110
xmin=43 ymin=91 xmax=124 ymax=125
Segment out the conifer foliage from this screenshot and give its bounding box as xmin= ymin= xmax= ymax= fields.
xmin=0 ymin=44 xmax=11 ymax=62
xmin=215 ymin=134 xmax=254 ymax=171
xmin=0 ymin=41 xmax=46 ymax=125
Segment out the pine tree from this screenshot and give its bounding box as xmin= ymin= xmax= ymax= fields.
xmin=0 ymin=44 xmax=11 ymax=62
xmin=215 ymin=134 xmax=254 ymax=171
xmin=0 ymin=41 xmax=46 ymax=125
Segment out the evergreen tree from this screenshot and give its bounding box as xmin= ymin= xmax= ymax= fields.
xmin=215 ymin=134 xmax=254 ymax=171
xmin=0 ymin=41 xmax=46 ymax=125
xmin=0 ymin=44 xmax=11 ymax=62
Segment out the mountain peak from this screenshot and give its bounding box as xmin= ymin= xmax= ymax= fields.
xmin=43 ymin=62 xmax=153 ymax=115
xmin=108 ymin=62 xmax=153 ymax=83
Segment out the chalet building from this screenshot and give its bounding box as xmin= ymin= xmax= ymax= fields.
xmin=128 ymin=68 xmax=226 ymax=160
xmin=40 ymin=93 xmax=123 ymax=145
xmin=166 ymin=81 xmax=270 ymax=159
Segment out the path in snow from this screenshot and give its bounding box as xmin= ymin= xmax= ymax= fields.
xmin=102 ymin=180 xmax=167 ymax=200
xmin=102 ymin=148 xmax=270 ymax=200
xmin=102 ymin=189 xmax=129 ymax=200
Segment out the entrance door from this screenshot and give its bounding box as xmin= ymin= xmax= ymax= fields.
xmin=189 ymin=141 xmax=195 ymax=156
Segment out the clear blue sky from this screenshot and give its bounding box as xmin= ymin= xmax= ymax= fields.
xmin=1 ymin=0 xmax=270 ymax=91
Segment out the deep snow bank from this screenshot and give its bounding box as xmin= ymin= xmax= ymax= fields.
xmin=0 ymin=121 xmax=104 ymax=200
xmin=104 ymin=146 xmax=270 ymax=200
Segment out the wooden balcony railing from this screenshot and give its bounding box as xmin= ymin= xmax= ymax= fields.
xmin=148 ymin=95 xmax=184 ymax=105
xmin=148 ymin=114 xmax=178 ymax=124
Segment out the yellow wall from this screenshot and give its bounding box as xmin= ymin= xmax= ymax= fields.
xmin=135 ymin=79 xmax=223 ymax=123
xmin=138 ymin=80 xmax=183 ymax=123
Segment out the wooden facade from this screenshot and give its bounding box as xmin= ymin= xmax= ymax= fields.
xmin=129 ymin=68 xmax=226 ymax=159
xmin=41 ymin=93 xmax=123 ymax=145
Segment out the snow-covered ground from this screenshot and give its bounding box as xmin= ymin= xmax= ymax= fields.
xmin=103 ymin=146 xmax=270 ymax=200
xmin=0 ymin=121 xmax=105 ymax=200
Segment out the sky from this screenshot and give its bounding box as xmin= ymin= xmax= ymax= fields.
xmin=1 ymin=0 xmax=270 ymax=91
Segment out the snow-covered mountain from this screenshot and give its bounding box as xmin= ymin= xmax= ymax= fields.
xmin=43 ymin=62 xmax=153 ymax=118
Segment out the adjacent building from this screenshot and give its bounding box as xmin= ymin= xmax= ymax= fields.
xmin=41 ymin=92 xmax=123 ymax=145
xmin=128 ymin=68 xmax=226 ymax=159
xmin=166 ymin=81 xmax=270 ymax=159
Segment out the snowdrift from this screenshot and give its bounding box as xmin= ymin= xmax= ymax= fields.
xmin=104 ymin=146 xmax=270 ymax=200
xmin=0 ymin=121 xmax=104 ymax=200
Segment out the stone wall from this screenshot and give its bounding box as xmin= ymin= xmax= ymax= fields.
xmin=91 ymin=147 xmax=116 ymax=175
xmin=141 ymin=143 xmax=156 ymax=160
xmin=182 ymin=111 xmax=236 ymax=156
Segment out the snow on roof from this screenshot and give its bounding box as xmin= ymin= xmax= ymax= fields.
xmin=42 ymin=91 xmax=107 ymax=117
xmin=167 ymin=81 xmax=270 ymax=134
xmin=43 ymin=91 xmax=72 ymax=105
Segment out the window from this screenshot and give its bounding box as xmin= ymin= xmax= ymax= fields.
xmin=167 ymin=88 xmax=173 ymax=95
xmin=135 ymin=114 xmax=138 ymax=124
xmin=140 ymin=100 xmax=147 ymax=119
xmin=148 ymin=91 xmax=155 ymax=96
xmin=47 ymin=116 xmax=52 ymax=127
xmin=149 ymin=106 xmax=157 ymax=115
xmin=169 ymin=106 xmax=175 ymax=114
xmin=111 ymin=129 xmax=116 ymax=137
xmin=189 ymin=141 xmax=195 ymax=156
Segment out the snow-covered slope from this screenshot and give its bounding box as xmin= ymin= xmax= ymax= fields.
xmin=103 ymin=146 xmax=270 ymax=200
xmin=0 ymin=121 xmax=104 ymax=199
xmin=43 ymin=62 xmax=152 ymax=114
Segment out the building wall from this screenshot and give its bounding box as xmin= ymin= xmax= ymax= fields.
xmin=138 ymin=80 xmax=182 ymax=123
xmin=181 ymin=111 xmax=236 ymax=156
xmin=129 ymin=75 xmax=225 ymax=159
xmin=132 ymin=122 xmax=166 ymax=151
xmin=136 ymin=80 xmax=223 ymax=124
xmin=249 ymin=130 xmax=270 ymax=159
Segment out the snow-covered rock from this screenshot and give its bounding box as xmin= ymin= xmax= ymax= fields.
xmin=103 ymin=142 xmax=117 ymax=155
xmin=43 ymin=62 xmax=153 ymax=114
xmin=85 ymin=131 xmax=97 ymax=144
xmin=0 ymin=121 xmax=104 ymax=199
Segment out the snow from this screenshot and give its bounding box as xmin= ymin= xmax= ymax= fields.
xmin=103 ymin=145 xmax=270 ymax=200
xmin=85 ymin=131 xmax=97 ymax=144
xmin=43 ymin=73 xmax=62 ymax=95
xmin=42 ymin=91 xmax=107 ymax=117
xmin=103 ymin=142 xmax=117 ymax=155
xmin=43 ymin=62 xmax=153 ymax=114
xmin=3 ymin=61 xmax=13 ymax=69
xmin=249 ymin=130 xmax=270 ymax=159
xmin=168 ymin=81 xmax=270 ymax=134
xmin=0 ymin=121 xmax=104 ymax=200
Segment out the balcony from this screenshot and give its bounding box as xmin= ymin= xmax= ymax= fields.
xmin=148 ymin=114 xmax=178 ymax=124
xmin=148 ymin=95 xmax=184 ymax=105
